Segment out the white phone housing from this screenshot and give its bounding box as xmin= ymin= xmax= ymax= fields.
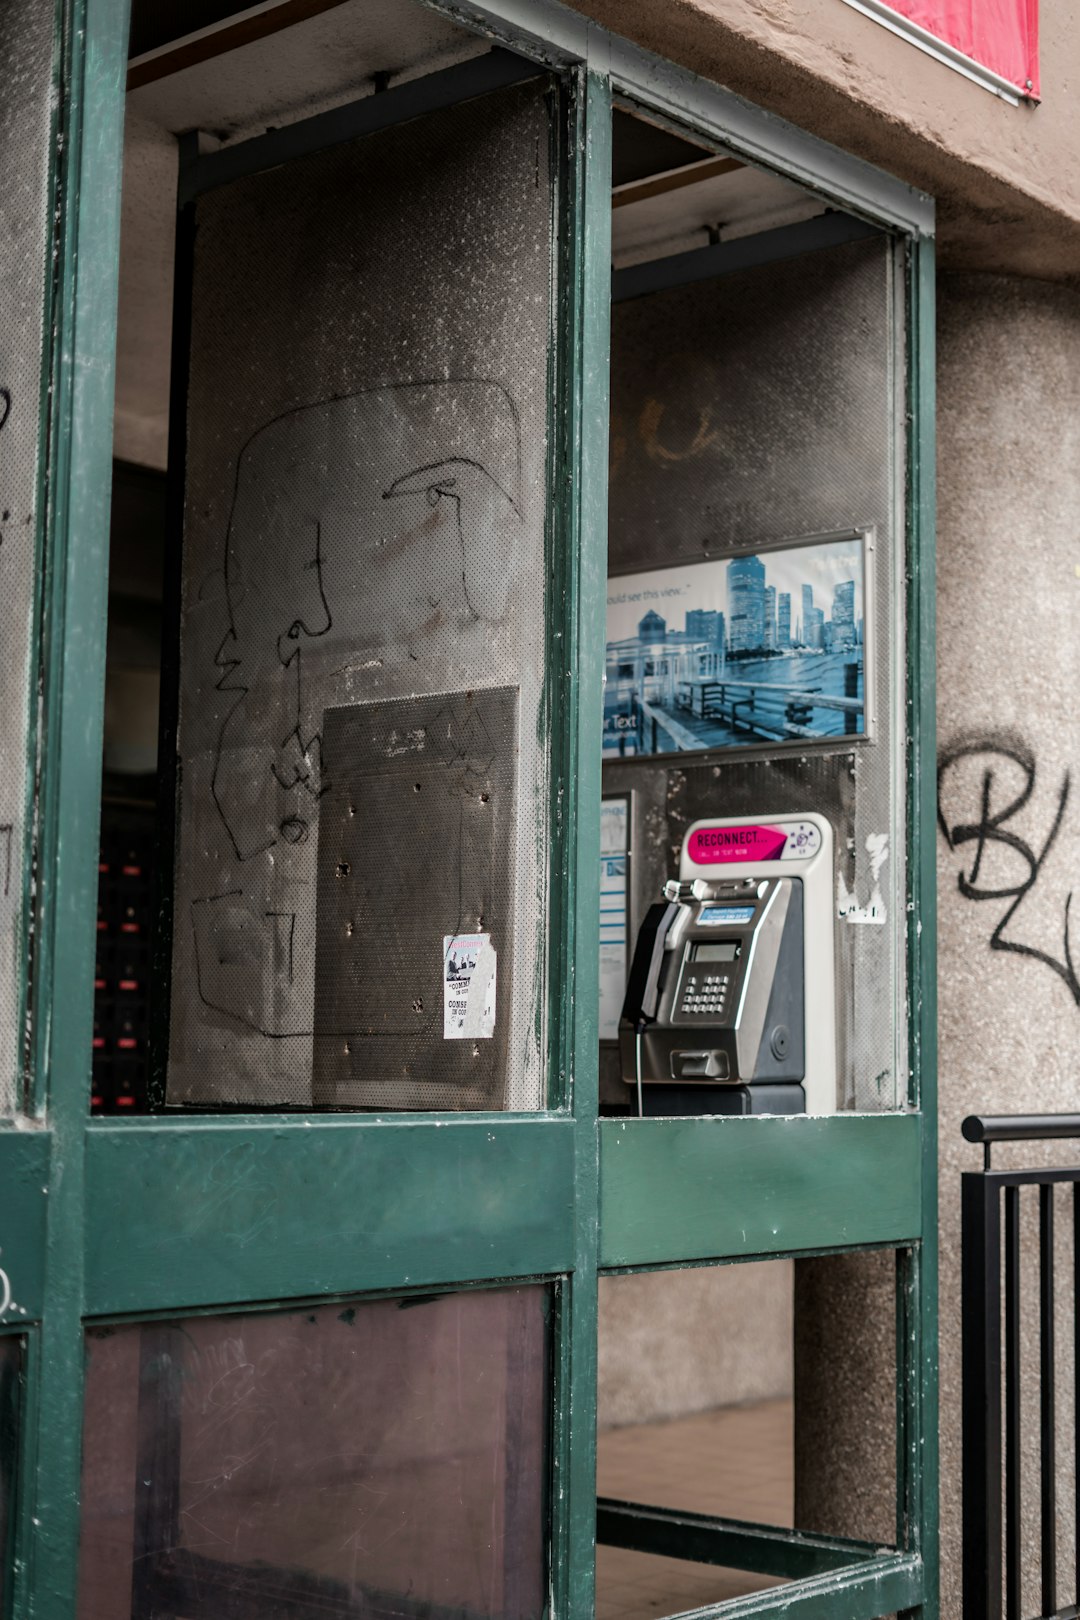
xmin=680 ymin=812 xmax=836 ymax=1116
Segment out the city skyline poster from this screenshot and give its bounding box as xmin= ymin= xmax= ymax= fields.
xmin=604 ymin=532 xmax=868 ymax=760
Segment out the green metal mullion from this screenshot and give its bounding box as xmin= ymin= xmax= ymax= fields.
xmin=546 ymin=51 xmax=611 ymax=1620
xmin=19 ymin=0 xmax=68 ymax=1122
xmin=596 ymin=1499 xmax=889 ymax=1580
xmin=25 ymin=0 xmax=130 ymax=1612
xmin=7 ymin=1328 xmax=41 ymax=1618
xmin=897 ymin=231 xmax=939 ymax=1618
xmin=660 ymin=1551 xmax=923 ymax=1620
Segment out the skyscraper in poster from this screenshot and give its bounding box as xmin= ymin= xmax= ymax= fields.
xmin=801 ymin=583 xmax=814 ymax=646
xmin=763 ymin=585 xmax=777 ymax=649
xmin=777 ymin=591 xmax=791 ymax=648
xmin=832 ymin=579 xmax=856 ymax=649
xmin=727 ymin=554 xmax=766 ymax=652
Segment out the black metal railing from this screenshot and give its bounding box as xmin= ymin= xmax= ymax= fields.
xmin=962 ymin=1113 xmax=1080 ymax=1620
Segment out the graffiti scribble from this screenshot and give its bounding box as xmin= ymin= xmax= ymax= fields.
xmin=938 ymin=736 xmax=1078 ymax=1006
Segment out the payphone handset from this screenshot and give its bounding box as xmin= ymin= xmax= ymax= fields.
xmin=619 ymin=814 xmax=836 ymax=1117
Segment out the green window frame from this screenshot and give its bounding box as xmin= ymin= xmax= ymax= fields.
xmin=0 ymin=1 xmax=937 ymax=1616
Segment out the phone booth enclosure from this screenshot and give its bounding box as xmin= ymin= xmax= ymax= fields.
xmin=604 ymin=234 xmax=906 ymax=1114
xmin=163 ymin=79 xmax=555 ymax=1111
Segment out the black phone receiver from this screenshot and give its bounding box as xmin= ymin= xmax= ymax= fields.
xmin=621 ymin=900 xmax=681 ymax=1034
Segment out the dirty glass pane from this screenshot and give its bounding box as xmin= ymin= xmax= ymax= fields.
xmin=167 ymin=76 xmax=554 ymax=1110
xmin=604 ymin=235 xmax=906 ymax=1112
xmin=0 ymin=0 xmax=55 ymax=1113
xmin=77 ymin=1285 xmax=549 ymax=1619
xmin=0 ymin=1336 xmax=22 ymax=1602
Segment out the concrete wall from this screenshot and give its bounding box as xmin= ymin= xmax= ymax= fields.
xmin=598 ymin=1263 xmax=793 ymax=1430
xmin=571 ymin=0 xmax=1080 ymax=279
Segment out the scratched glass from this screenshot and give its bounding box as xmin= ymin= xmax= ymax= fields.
xmin=0 ymin=0 xmax=56 ymax=1112
xmin=0 ymin=1336 xmax=21 ymax=1600
xmin=604 ymin=223 xmax=908 ymax=1112
xmin=76 ymin=1285 xmax=549 ymax=1619
xmin=165 ymin=78 xmax=555 ymax=1111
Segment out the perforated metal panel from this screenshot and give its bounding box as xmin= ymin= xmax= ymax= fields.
xmin=313 ymin=689 xmax=517 ymax=1109
xmin=606 ymin=237 xmax=906 ymax=1112
xmin=0 ymin=0 xmax=55 ymax=1114
xmin=168 ymin=78 xmax=553 ymax=1108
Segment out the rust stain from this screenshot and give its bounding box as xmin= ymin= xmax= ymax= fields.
xmin=639 ymin=396 xmax=721 ymax=464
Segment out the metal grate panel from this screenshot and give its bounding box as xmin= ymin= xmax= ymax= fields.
xmin=167 ymin=78 xmax=554 ymax=1109
xmin=313 ymin=688 xmax=518 ymax=1109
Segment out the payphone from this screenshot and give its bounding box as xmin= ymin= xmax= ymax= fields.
xmin=620 ymin=814 xmax=836 ymax=1116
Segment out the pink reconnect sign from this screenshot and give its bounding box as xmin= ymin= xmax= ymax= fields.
xmin=688 ymin=825 xmax=787 ymax=864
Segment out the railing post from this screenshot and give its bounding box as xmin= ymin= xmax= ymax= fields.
xmin=962 ymin=1169 xmax=1003 ymax=1620
xmin=1039 ymin=1183 xmax=1057 ymax=1617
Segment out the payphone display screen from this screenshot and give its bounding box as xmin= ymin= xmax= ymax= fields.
xmin=698 ymin=906 xmax=755 ymax=926
xmin=692 ymin=942 xmax=739 ymax=962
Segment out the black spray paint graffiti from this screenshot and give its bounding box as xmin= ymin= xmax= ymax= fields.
xmin=937 ymin=736 xmax=1079 ymax=1006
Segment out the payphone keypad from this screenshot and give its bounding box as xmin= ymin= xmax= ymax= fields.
xmin=679 ymin=972 xmax=732 ymax=1019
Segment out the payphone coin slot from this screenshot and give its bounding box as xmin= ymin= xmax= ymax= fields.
xmin=672 ymin=1049 xmax=730 ymax=1080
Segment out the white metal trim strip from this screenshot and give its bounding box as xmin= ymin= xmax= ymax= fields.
xmin=841 ymin=0 xmax=1030 ymax=106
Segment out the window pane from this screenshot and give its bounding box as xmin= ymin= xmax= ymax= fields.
xmin=0 ymin=0 xmax=55 ymax=1112
xmin=78 ymin=1286 xmax=549 ymax=1619
xmin=165 ymin=74 xmax=555 ymax=1110
xmin=604 ymin=222 xmax=906 ymax=1114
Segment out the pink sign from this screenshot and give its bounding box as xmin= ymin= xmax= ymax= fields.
xmin=688 ymin=824 xmax=786 ymax=864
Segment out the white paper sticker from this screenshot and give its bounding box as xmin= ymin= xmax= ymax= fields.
xmin=443 ymin=933 xmax=497 ymax=1039
xmin=836 ymin=834 xmax=890 ymax=925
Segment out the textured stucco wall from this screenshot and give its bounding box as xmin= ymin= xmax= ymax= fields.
xmin=935 ymin=272 xmax=1080 ymax=1618
xmin=792 ymin=274 xmax=1080 ymax=1616
xmin=569 ymin=0 xmax=1080 ymax=279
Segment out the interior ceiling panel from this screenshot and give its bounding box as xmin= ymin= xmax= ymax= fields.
xmin=610 ymin=108 xmax=823 ymax=269
xmin=130 ymin=0 xmax=290 ymax=58
xmin=128 ymin=0 xmax=484 ymax=141
xmin=612 ymin=164 xmax=825 ymax=268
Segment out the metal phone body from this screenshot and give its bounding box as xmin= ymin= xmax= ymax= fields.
xmin=619 ymin=813 xmax=836 ymax=1116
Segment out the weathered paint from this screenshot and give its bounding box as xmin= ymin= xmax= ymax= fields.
xmin=546 ymin=59 xmax=611 ymax=1620
xmin=0 ymin=1134 xmax=49 ymax=1324
xmin=24 ymin=0 xmax=130 ymax=1612
xmin=84 ymin=1117 xmax=577 ymax=1315
xmin=900 ymin=227 xmax=940 ymax=1620
xmin=597 ymin=1498 xmax=896 ymax=1578
xmin=599 ymin=1114 xmax=923 ymax=1269
xmin=663 ymin=1549 xmax=923 ymax=1618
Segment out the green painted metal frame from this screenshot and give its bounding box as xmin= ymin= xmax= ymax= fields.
xmin=546 ymin=51 xmax=611 ymax=1620
xmin=18 ymin=1 xmax=130 ymax=1613
xmin=0 ymin=0 xmax=936 ymax=1616
xmin=599 ymin=1113 xmax=923 ymax=1268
